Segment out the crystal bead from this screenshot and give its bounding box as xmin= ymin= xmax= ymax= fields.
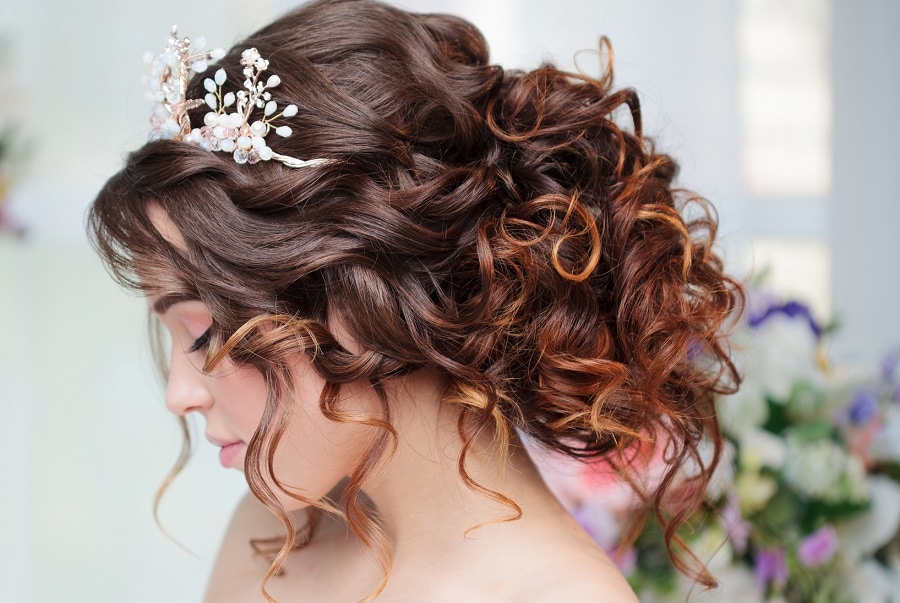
xmin=223 ymin=127 xmax=239 ymax=139
xmin=209 ymin=137 xmax=221 ymax=151
xmin=250 ymin=121 xmax=266 ymax=136
xmin=233 ymin=149 xmax=249 ymax=164
xmin=247 ymin=150 xmax=261 ymax=164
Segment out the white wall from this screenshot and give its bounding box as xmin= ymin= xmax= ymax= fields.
xmin=1 ymin=0 xmax=897 ymax=601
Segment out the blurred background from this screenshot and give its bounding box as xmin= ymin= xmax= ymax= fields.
xmin=1 ymin=0 xmax=897 ymax=600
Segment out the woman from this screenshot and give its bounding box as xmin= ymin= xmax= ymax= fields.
xmin=89 ymin=0 xmax=741 ymax=600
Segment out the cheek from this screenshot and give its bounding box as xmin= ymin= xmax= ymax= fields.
xmin=270 ymin=366 xmax=379 ymax=505
xmin=210 ymin=363 xmax=268 ymax=440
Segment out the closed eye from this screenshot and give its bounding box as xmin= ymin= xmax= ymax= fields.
xmin=188 ymin=327 xmax=212 ymax=353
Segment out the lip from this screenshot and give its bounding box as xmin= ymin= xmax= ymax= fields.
xmin=206 ymin=435 xmax=245 ymax=469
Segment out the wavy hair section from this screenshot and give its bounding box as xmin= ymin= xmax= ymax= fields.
xmin=89 ymin=0 xmax=742 ymax=598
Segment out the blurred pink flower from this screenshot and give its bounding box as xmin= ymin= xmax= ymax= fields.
xmin=797 ymin=525 xmax=838 ymax=567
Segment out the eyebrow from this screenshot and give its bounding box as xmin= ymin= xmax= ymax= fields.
xmin=151 ymin=292 xmax=197 ymax=315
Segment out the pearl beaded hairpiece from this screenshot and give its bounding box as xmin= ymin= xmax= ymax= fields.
xmin=143 ymin=26 xmax=331 ymax=168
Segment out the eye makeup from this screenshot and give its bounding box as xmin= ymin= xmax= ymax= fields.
xmin=188 ymin=327 xmax=212 ymax=353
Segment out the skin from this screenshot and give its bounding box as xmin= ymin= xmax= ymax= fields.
xmin=148 ymin=205 xmax=639 ymax=602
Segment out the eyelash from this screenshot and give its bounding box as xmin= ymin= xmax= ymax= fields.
xmin=187 ymin=327 xmax=212 ymax=353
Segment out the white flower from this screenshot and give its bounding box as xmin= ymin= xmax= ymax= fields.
xmin=736 ymin=315 xmax=822 ymax=404
xmin=839 ymin=559 xmax=900 ymax=603
xmin=240 ymin=47 xmax=261 ymax=66
xmin=837 ymin=475 xmax=900 ymax=562
xmin=782 ymin=436 xmax=869 ymax=503
xmin=738 ymin=428 xmax=786 ymax=472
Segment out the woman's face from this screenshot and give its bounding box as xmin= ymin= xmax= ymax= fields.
xmin=147 ymin=205 xmax=377 ymax=509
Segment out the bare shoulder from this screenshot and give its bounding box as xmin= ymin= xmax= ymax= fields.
xmin=203 ymin=491 xmax=298 ymax=603
xmin=505 ymin=523 xmax=639 ymax=603
xmin=521 ymin=571 xmax=639 ymax=603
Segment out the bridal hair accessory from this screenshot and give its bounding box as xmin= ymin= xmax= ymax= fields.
xmin=143 ymin=27 xmax=331 ymax=168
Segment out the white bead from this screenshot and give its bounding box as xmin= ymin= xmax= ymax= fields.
xmin=210 ymin=48 xmax=226 ymax=60
xmin=264 ymin=100 xmax=277 ymax=116
xmin=251 ymin=136 xmax=266 ymax=150
xmin=275 ymin=126 xmax=292 ymax=137
xmin=282 ymin=104 xmax=298 ymax=118
xmin=194 ymin=36 xmax=207 ymax=49
xmin=250 ymin=121 xmax=267 ymax=136
xmin=205 ymin=93 xmax=217 ymax=110
xmin=237 ymin=135 xmax=252 ymax=149
xmin=215 ymin=68 xmax=227 ymax=86
xmin=204 ymin=112 xmax=218 ymax=127
xmin=266 ymin=74 xmax=281 ymax=88
xmin=204 ymin=78 xmax=216 ymax=92
xmin=217 ymin=113 xmax=231 ymax=127
xmin=220 ymin=138 xmax=236 ymax=152
xmin=228 ymin=112 xmax=244 ymax=128
xmin=259 ymin=146 xmax=274 ymax=161
xmin=191 ymin=60 xmax=208 ymax=73
xmin=223 ymin=92 xmax=235 ymax=107
xmin=213 ymin=126 xmax=225 ymax=139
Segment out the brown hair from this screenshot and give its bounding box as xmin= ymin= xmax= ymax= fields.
xmin=89 ymin=0 xmax=741 ymax=599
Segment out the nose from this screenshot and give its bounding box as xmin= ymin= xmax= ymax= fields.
xmin=165 ymin=347 xmax=214 ymax=416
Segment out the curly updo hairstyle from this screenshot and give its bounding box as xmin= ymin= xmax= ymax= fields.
xmin=90 ymin=0 xmax=742 ymax=599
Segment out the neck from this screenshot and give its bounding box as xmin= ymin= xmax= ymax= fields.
xmin=361 ymin=369 xmax=556 ymax=559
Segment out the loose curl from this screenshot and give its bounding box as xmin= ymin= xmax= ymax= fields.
xmin=89 ymin=0 xmax=742 ymax=600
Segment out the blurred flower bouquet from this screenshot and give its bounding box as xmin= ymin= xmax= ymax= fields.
xmin=538 ymin=289 xmax=900 ymax=602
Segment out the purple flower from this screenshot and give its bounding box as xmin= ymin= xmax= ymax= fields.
xmin=722 ymin=494 xmax=751 ymax=555
xmin=797 ymin=525 xmax=838 ymax=567
xmin=755 ymin=548 xmax=788 ymax=588
xmin=749 ymin=300 xmax=822 ymax=338
xmin=848 ymin=390 xmax=880 ymax=425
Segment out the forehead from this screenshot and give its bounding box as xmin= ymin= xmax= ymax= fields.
xmin=138 ymin=203 xmax=195 ymax=303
